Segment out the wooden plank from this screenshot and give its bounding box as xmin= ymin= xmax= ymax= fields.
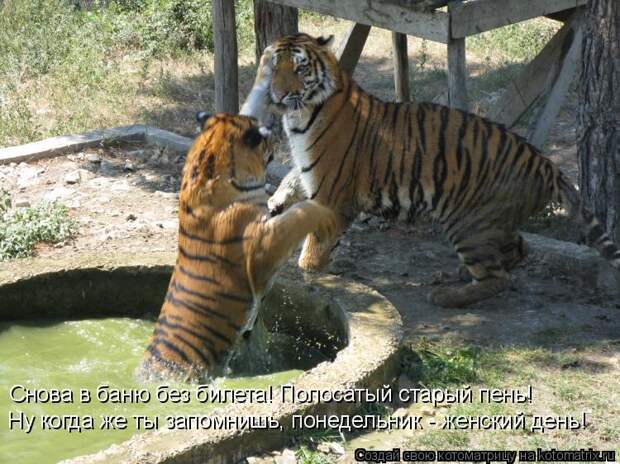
xmin=0 ymin=126 xmax=146 ymax=165
xmin=488 ymin=12 xmax=581 ymax=127
xmin=450 ymin=0 xmax=586 ymax=38
xmin=528 ymin=16 xmax=583 ymax=148
xmin=447 ymin=37 xmax=468 ymax=110
xmin=213 ymin=0 xmax=239 ymax=113
xmin=268 ymin=0 xmax=450 ymax=43
xmin=392 ymin=32 xmax=411 ymax=102
xmin=336 ymin=23 xmax=371 ymax=74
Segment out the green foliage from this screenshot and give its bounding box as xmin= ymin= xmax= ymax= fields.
xmin=0 ymin=0 xmax=255 ymax=146
xmin=403 ymin=340 xmax=480 ymax=387
xmin=295 ymin=446 xmax=335 ymax=464
xmin=469 ymin=18 xmax=559 ymax=63
xmin=108 ymin=0 xmax=254 ymax=57
xmin=0 ymin=190 xmax=77 ymax=261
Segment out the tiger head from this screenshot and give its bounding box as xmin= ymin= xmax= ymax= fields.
xmin=264 ymin=33 xmax=340 ymax=111
xmin=180 ymin=113 xmax=272 ymax=213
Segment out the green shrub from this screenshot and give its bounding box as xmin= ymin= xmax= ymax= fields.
xmin=403 ymin=341 xmax=480 ymax=387
xmin=108 ymin=0 xmax=255 ymax=57
xmin=469 ymin=18 xmax=559 ymax=63
xmin=0 ymin=190 xmax=78 ymax=261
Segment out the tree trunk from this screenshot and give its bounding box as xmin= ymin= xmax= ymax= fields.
xmin=253 ymin=0 xmax=298 ymax=61
xmin=578 ymin=0 xmax=620 ymax=242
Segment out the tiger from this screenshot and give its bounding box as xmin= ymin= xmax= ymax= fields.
xmin=241 ymin=32 xmax=620 ymax=308
xmin=139 ymin=112 xmax=337 ymax=381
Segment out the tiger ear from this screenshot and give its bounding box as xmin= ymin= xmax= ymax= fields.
xmin=196 ymin=111 xmax=212 ymax=129
xmin=242 ymin=126 xmax=269 ymax=148
xmin=316 ymin=35 xmax=335 ymax=48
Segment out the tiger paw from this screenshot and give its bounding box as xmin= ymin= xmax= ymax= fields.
xmin=268 ymin=195 xmax=285 ymax=216
xmin=428 ymin=286 xmax=470 ymax=308
xmin=429 ymin=278 xmax=507 ymax=308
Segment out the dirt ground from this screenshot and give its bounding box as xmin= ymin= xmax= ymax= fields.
xmin=2 ymin=23 xmax=619 ymax=463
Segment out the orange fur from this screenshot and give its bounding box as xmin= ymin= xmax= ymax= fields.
xmin=139 ymin=114 xmax=337 ymax=381
xmin=249 ymin=33 xmax=620 ymax=308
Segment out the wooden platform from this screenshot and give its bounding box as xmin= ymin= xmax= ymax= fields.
xmin=213 ymin=0 xmax=586 ymax=148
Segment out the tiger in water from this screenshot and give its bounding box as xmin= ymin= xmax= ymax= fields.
xmin=139 ymin=112 xmax=336 ymax=381
xmin=241 ymin=32 xmax=620 ymax=308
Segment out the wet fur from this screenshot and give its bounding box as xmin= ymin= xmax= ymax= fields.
xmin=139 ymin=113 xmax=337 ymax=381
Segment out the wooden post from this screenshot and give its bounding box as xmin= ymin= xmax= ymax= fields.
xmin=392 ymin=32 xmax=411 ymax=102
xmin=447 ymin=37 xmax=468 ymax=110
xmin=213 ymin=0 xmax=239 ymax=113
xmin=254 ymin=0 xmax=298 ymax=61
xmin=336 ymin=23 xmax=371 ymax=75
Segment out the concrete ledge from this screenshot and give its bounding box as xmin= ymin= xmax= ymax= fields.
xmin=0 ymin=125 xmax=290 ymax=187
xmin=524 ymin=232 xmax=620 ymax=295
xmin=0 ymin=253 xmax=403 ymax=464
xmin=145 ymin=127 xmax=193 ymax=155
xmin=0 ymin=125 xmax=146 ymax=165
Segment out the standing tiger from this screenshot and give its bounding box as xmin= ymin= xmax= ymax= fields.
xmin=242 ymin=32 xmax=620 ymax=308
xmin=139 ymin=113 xmax=337 ymax=381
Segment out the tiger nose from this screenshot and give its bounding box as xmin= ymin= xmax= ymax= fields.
xmin=271 ymin=88 xmax=288 ymax=103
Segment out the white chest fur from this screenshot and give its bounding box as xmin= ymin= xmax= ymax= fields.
xmin=284 ymin=113 xmax=318 ymax=197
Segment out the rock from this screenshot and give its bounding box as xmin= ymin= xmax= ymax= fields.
xmin=392 ymin=407 xmax=409 ymax=418
xmin=421 ymin=405 xmax=436 ymax=416
xmin=86 ymin=153 xmax=101 ymax=164
xmin=67 ymin=153 xmax=85 ymax=162
xmin=99 ymin=159 xmax=116 ymax=175
xmin=44 ymin=187 xmax=74 ymax=202
xmin=274 ymin=449 xmax=296 ymax=464
xmin=17 ymin=165 xmax=44 ymax=188
xmin=123 ymin=159 xmax=136 ymax=172
xmin=65 ymin=169 xmax=92 ymax=185
xmin=126 ymin=214 xmax=137 ymax=222
xmin=155 ymin=191 xmax=178 ymax=200
xmin=14 ymin=199 xmax=30 ymax=208
xmin=317 ymin=443 xmax=331 ymax=454
xmin=327 ymin=443 xmax=345 ymax=456
xmin=126 ymin=149 xmax=147 ymax=161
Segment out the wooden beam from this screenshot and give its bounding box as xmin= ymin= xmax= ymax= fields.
xmin=336 ymin=23 xmax=371 ymax=75
xmin=268 ymin=0 xmax=450 ymax=43
xmin=528 ymin=16 xmax=583 ymax=148
xmin=488 ymin=12 xmax=582 ymax=128
xmin=447 ymin=37 xmax=468 ymax=110
xmin=213 ymin=0 xmax=239 ymax=113
xmin=392 ymin=32 xmax=411 ymax=102
xmin=450 ymin=0 xmax=587 ymax=38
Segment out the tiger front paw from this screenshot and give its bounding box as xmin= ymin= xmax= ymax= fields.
xmin=267 ymin=194 xmax=286 ymax=216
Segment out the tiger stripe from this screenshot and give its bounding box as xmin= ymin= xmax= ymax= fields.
xmin=258 ymin=33 xmax=620 ymax=307
xmin=139 ymin=112 xmax=339 ymax=381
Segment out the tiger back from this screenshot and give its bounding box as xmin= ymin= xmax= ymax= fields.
xmin=243 ymin=33 xmax=620 ymax=308
xmin=139 ymin=113 xmax=337 ymax=381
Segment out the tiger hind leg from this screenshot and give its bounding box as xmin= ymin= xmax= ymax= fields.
xmin=500 ymin=232 xmax=529 ymax=271
xmin=431 ymin=237 xmax=509 ymax=308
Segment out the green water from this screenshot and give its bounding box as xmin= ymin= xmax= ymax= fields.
xmin=0 ymin=318 xmax=301 ymax=464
